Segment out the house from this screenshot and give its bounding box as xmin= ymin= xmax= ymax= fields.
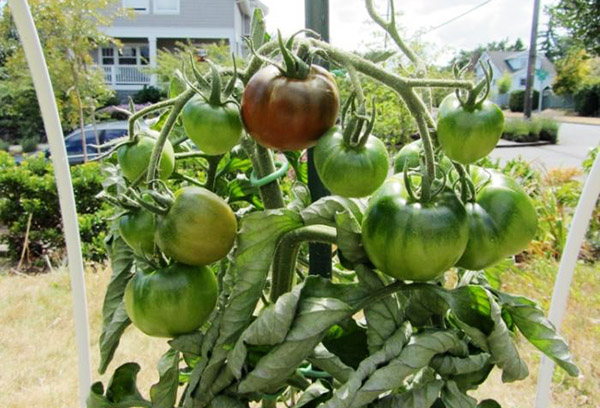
xmin=95 ymin=0 xmax=268 ymax=99
xmin=476 ymin=50 xmax=556 ymax=107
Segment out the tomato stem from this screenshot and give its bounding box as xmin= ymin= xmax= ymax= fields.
xmin=271 ymin=225 xmax=337 ymax=302
xmin=204 ymin=154 xmax=224 ymax=192
xmin=127 ymin=97 xmax=177 ymax=141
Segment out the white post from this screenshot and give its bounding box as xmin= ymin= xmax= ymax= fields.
xmin=7 ymin=1 xmax=92 ymax=407
xmin=535 ymin=152 xmax=600 ymax=407
xmin=111 ymin=65 xmax=116 ymax=88
xmin=149 ymin=36 xmax=157 ymax=86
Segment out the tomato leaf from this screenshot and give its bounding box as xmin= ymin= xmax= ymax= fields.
xmin=440 ymin=380 xmax=478 ymax=408
xmin=295 ymin=380 xmax=331 ymax=408
xmin=87 ymin=363 xmax=151 ymax=408
xmin=250 ymin=7 xmax=266 ymax=49
xmin=168 ymin=332 xmax=204 ymax=356
xmin=307 ymin=343 xmax=354 ymax=383
xmin=193 ymin=209 xmax=303 ymax=404
xmin=98 ymin=235 xmax=134 ymax=374
xmin=301 ymin=196 xmax=367 ymax=227
xmin=478 ymin=399 xmax=502 ymax=408
xmin=430 ymin=353 xmax=491 ymax=377
xmin=323 ymin=318 xmax=369 ymax=369
xmin=355 ymin=265 xmax=406 ymax=353
xmin=372 ymin=379 xmax=443 ymax=408
xmin=150 ymin=349 xmax=180 ymax=408
xmin=493 ymin=291 xmax=579 ymax=377
xmin=284 ymin=151 xmax=308 ymax=184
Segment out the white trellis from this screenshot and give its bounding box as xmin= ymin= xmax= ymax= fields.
xmin=6 ymin=1 xmax=600 ymax=407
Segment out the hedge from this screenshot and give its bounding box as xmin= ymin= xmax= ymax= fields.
xmin=509 ymin=89 xmax=540 ymax=112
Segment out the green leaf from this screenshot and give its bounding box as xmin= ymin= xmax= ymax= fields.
xmin=440 ymin=381 xmax=477 ymax=408
xmin=87 ymin=363 xmax=151 ymax=408
xmin=287 ymin=182 xmax=311 ymax=212
xmin=99 ymin=236 xmax=134 ymax=374
xmin=284 ymin=151 xmax=308 ymax=184
xmin=486 ymin=295 xmax=528 ymax=382
xmin=193 ymin=210 xmax=303 ymax=403
xmin=227 ymin=175 xmax=262 ymax=208
xmin=323 ymin=318 xmax=369 ymax=369
xmin=356 ymin=265 xmax=405 ymax=353
xmin=320 ymin=323 xmax=413 ymax=408
xmin=451 ymin=362 xmax=494 ymax=392
xmin=478 ymin=399 xmax=502 ymax=408
xmin=334 ymin=209 xmax=368 ymax=264
xmin=430 ymin=353 xmax=491 ymax=377
xmin=494 ymin=291 xmax=579 ymax=376
xmin=169 ymin=332 xmax=204 ymax=356
xmin=301 ymin=196 xmax=367 ymax=227
xmin=362 ymin=49 xmax=396 ymax=63
xmin=373 ymin=380 xmax=443 ymax=408
xmin=295 ymin=380 xmax=331 ymax=408
xmin=405 ymin=287 xmax=449 ymax=327
xmin=150 ymin=349 xmax=180 ymax=408
xmin=250 ymin=7 xmax=266 ymax=48
xmin=308 ymin=343 xmax=354 ymax=383
xmin=209 ymin=395 xmax=249 ymax=408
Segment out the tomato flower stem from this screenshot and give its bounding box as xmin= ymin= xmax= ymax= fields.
xmin=204 ymin=154 xmax=224 ymax=192
xmin=127 ymin=97 xmax=177 ymax=141
xmin=271 ymin=225 xmax=337 ymax=302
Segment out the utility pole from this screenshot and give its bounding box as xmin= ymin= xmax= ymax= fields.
xmin=305 ymin=0 xmax=332 ymax=278
xmin=524 ymin=0 xmax=541 ymax=118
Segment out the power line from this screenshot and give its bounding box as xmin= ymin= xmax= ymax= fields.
xmin=423 ymin=0 xmax=493 ymax=34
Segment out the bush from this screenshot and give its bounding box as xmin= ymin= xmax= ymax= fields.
xmin=0 ymin=139 xmax=9 ymax=151
xmin=509 ymin=89 xmax=539 ymax=112
xmin=20 ymin=136 xmax=39 ymax=153
xmin=502 ymin=117 xmax=559 ymax=143
xmin=574 ymin=82 xmax=600 ymax=117
xmin=132 ymin=85 xmax=165 ymax=104
xmin=0 ymin=152 xmax=112 ymax=269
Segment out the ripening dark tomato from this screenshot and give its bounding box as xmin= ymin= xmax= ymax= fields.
xmin=362 ymin=175 xmax=469 ymax=281
xmin=182 ymin=95 xmax=243 ymax=155
xmin=241 ymin=65 xmax=340 ymax=151
xmin=155 ymin=186 xmax=237 ymax=266
xmin=437 ymin=94 xmax=504 ymax=164
xmin=124 ymin=263 xmax=218 ymax=338
xmin=456 ymin=167 xmax=537 ymax=270
xmin=314 ymin=127 xmax=389 ymax=198
xmin=117 ymin=130 xmax=175 ymax=182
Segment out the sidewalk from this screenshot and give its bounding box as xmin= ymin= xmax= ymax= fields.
xmin=503 ymin=109 xmax=600 ymax=126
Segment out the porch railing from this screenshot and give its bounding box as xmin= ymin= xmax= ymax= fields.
xmin=101 ymin=65 xmax=151 ymax=86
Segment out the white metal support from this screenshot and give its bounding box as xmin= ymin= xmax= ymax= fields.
xmin=148 ymin=35 xmax=157 ymax=86
xmin=535 ymin=150 xmax=600 ymax=408
xmin=7 ymin=1 xmax=92 ymax=407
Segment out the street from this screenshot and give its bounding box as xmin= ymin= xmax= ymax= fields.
xmin=489 ymin=123 xmax=600 ymax=170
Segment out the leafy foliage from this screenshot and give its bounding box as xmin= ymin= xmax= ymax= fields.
xmin=548 ymin=0 xmax=600 ymax=56
xmin=0 ymin=152 xmax=112 ymax=267
xmin=508 ymin=89 xmax=539 ymax=112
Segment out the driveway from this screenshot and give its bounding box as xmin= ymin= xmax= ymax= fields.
xmin=489 ymin=123 xmax=600 ymax=170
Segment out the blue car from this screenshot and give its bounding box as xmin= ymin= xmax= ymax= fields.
xmin=46 ymin=121 xmax=128 ymax=165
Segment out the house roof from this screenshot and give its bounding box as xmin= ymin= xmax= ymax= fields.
xmin=484 ymin=50 xmax=556 ymax=76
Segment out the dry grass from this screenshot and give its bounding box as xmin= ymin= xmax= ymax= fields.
xmin=0 ymin=259 xmax=598 ymax=407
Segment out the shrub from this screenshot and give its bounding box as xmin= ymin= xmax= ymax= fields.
xmin=534 ymin=117 xmax=560 ymax=143
xmin=509 ymin=89 xmax=539 ymax=112
xmin=0 ymin=139 xmax=9 ymax=151
xmin=574 ymin=82 xmax=600 ymax=117
xmin=497 ymin=72 xmax=512 ymax=94
xmin=20 ymin=136 xmax=39 ymax=153
xmin=132 ymin=85 xmax=166 ymax=104
xmin=0 ymin=152 xmax=112 ymax=269
xmin=502 ymin=117 xmax=559 ymax=144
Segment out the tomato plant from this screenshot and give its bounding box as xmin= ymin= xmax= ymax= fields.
xmin=456 ymin=167 xmax=538 ymax=270
xmin=242 ymin=49 xmax=340 ymax=151
xmin=90 ymin=6 xmax=578 ymax=408
xmin=116 ymin=130 xmax=175 ymax=182
xmin=362 ymin=175 xmax=469 ymax=281
xmin=124 ymin=262 xmax=218 ymax=337
xmin=155 ymin=186 xmax=238 ymax=266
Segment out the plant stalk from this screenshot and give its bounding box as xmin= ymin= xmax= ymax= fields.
xmin=128 ymin=97 xmax=177 ymax=140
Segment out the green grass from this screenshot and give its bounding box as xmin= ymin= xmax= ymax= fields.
xmin=502 ymin=117 xmax=560 ymax=144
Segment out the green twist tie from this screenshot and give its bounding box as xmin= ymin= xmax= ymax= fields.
xmin=250 ymin=160 xmax=289 ymax=187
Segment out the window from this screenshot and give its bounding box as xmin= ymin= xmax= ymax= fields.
xmin=101 ymin=47 xmax=114 ymax=65
xmin=520 ymin=78 xmax=527 ymax=86
xmin=118 ymin=46 xmax=137 ymax=65
xmin=123 ymin=0 xmax=148 ymax=13
xmin=140 ymin=46 xmax=150 ymax=65
xmin=154 ymin=0 xmax=179 ymax=14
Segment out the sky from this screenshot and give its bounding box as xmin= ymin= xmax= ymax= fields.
xmin=259 ymin=0 xmax=557 ymax=65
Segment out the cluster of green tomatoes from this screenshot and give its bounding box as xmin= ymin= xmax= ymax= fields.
xmin=113 ymin=53 xmax=537 ymax=339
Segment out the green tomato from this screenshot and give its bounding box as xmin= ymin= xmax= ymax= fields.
xmin=437 ymin=94 xmax=504 ymax=164
xmin=456 ymin=167 xmax=537 ymax=270
xmin=314 ymin=127 xmax=389 ymax=198
xmin=118 ymin=208 xmax=155 ymax=257
xmin=155 ymin=186 xmax=237 ymax=266
xmin=124 ymin=263 xmax=218 ymax=338
xmin=393 ymin=140 xmax=453 ymax=174
xmin=362 ymin=175 xmax=469 ymax=281
xmin=117 ymin=130 xmax=175 ymax=182
xmin=182 ymin=95 xmax=243 ymax=155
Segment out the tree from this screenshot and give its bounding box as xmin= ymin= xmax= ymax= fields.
xmin=497 ymin=71 xmax=512 ymax=94
xmin=548 ymin=0 xmax=600 ymax=56
xmin=553 ymin=48 xmax=593 ymax=95
xmin=0 ymin=0 xmax=126 ymax=154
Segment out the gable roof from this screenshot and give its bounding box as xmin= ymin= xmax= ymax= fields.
xmin=484 ymin=50 xmax=556 ymax=76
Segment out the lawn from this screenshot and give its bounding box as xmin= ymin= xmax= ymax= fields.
xmin=0 ymin=259 xmax=598 ymax=407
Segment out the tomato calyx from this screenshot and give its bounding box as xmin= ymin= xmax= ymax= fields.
xmin=183 ymin=54 xmax=239 ymax=108
xmin=340 ymin=93 xmax=376 ymax=149
xmin=453 ymin=60 xmax=493 ymax=111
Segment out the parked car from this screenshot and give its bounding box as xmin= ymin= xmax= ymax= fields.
xmin=46 ymin=121 xmax=128 ymax=164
